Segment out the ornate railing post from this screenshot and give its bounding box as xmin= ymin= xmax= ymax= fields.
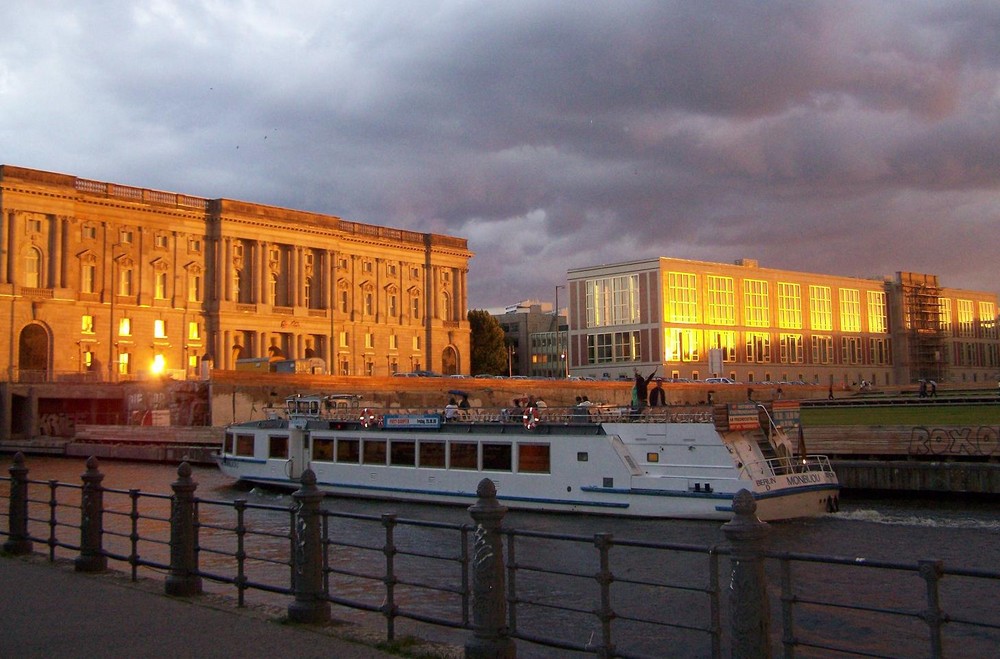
xmin=287 ymin=469 xmax=330 ymax=624
xmin=3 ymin=452 xmax=33 ymax=555
xmin=465 ymin=478 xmax=516 ymax=659
xmin=166 ymin=462 xmax=203 ymax=596
xmin=722 ymin=489 xmax=771 ymax=659
xmin=75 ymin=456 xmax=107 ymax=573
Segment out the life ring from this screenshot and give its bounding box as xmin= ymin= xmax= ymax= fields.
xmin=523 ymin=406 xmax=541 ymax=430
xmin=360 ymin=408 xmax=379 ymax=429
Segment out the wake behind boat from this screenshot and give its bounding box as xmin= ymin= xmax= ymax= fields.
xmin=216 ymin=394 xmax=840 ymax=521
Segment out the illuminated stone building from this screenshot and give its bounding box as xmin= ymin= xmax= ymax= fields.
xmin=0 ymin=165 xmax=472 ymax=382
xmin=567 ymin=258 xmax=999 ymax=387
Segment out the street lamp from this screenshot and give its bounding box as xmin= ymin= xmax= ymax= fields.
xmin=554 ymin=284 xmax=566 ymax=377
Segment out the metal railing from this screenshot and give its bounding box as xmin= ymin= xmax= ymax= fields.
xmin=3 ymin=454 xmax=999 ymax=657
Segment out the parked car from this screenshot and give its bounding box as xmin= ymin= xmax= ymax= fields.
xmin=704 ymin=377 xmax=737 ymax=384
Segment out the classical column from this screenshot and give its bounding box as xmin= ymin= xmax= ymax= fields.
xmin=0 ymin=210 xmax=10 ymax=284
xmin=6 ymin=210 xmax=17 ymax=285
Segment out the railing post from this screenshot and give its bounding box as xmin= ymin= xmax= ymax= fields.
xmin=287 ymin=469 xmax=330 ymax=624
xmin=74 ymin=456 xmax=107 ymax=573
xmin=465 ymin=478 xmax=515 ymax=659
xmin=722 ymin=489 xmax=771 ymax=659
xmin=382 ymin=513 xmax=399 ymax=641
xmin=166 ymin=462 xmax=202 ymax=596
xmin=919 ymin=559 xmax=946 ymax=658
xmin=593 ymin=532 xmax=616 ymax=658
xmin=4 ymin=452 xmax=33 ymax=555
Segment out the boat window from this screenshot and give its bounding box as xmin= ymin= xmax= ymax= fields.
xmin=518 ymin=444 xmax=550 ymax=474
xmin=336 ymin=438 xmax=360 ymax=463
xmin=363 ymin=439 xmax=387 ymax=465
xmin=418 ymin=441 xmax=445 ymax=468
xmin=236 ymin=434 xmax=255 ymax=457
xmin=576 ymin=452 xmax=589 ymax=462
xmin=390 ymin=441 xmax=416 ymax=467
xmin=449 ymin=442 xmax=478 ymax=470
xmin=313 ymin=438 xmax=334 ymax=462
xmin=224 ymin=433 xmax=234 ymax=454
xmin=269 ymin=436 xmax=289 ymax=459
xmin=482 ymin=443 xmax=512 ymax=472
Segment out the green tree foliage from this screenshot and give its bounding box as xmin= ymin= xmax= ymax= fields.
xmin=468 ymin=309 xmax=507 ymax=375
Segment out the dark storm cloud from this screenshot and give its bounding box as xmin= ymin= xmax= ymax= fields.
xmin=1 ymin=1 xmax=998 ymax=307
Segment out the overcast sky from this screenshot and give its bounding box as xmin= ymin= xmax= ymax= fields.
xmin=3 ymin=1 xmax=999 ymax=309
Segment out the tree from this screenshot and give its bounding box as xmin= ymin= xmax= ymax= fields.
xmin=468 ymin=309 xmax=507 ymax=375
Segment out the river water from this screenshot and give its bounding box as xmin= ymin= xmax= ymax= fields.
xmin=3 ymin=455 xmax=998 ymax=656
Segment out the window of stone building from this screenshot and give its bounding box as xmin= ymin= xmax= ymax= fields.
xmin=339 ymin=289 xmax=348 ymax=313
xmin=154 ymin=234 xmax=168 ymax=249
xmin=119 ymin=267 xmax=133 ymax=296
xmin=83 ymin=351 xmax=94 ymax=370
xmin=441 ymin=292 xmax=451 ymax=321
xmin=188 ymin=273 xmax=202 ymax=302
xmin=339 ymin=358 xmax=350 ymax=376
xmin=411 ymin=294 xmax=421 ymax=319
xmin=365 ymin=333 xmax=374 ymax=349
xmin=412 ymin=336 xmax=421 ymax=351
xmin=389 ymin=333 xmax=398 ymax=350
xmin=304 ymin=277 xmax=312 ymax=307
xmin=120 ymin=229 xmax=134 ymax=244
xmin=387 ymin=263 xmax=397 ymax=276
xmin=155 ymin=272 xmax=168 ymax=299
xmin=410 ymin=266 xmax=420 ymax=279
xmin=119 ymin=317 xmax=131 ymax=336
xmin=269 ymin=273 xmax=279 ymax=305
xmin=154 ymin=319 xmax=167 ymax=339
xmin=339 ymin=331 xmax=349 ymax=348
xmin=82 ymin=262 xmax=96 ymax=293
xmin=118 ymin=352 xmax=131 ymax=375
xmin=188 ymin=238 xmax=201 ymax=253
xmin=388 ymin=293 xmax=397 ymax=317
xmin=26 ymin=218 xmax=42 ymax=233
xmin=81 ymin=315 xmax=95 ymax=334
xmin=24 ymin=247 xmax=41 ymax=287
xmin=363 ymin=260 xmax=373 ymax=274
xmin=364 ymin=292 xmax=374 ymax=315
xmin=82 ymin=224 xmax=97 ymax=240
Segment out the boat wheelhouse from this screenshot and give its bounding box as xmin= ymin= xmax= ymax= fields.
xmin=216 ymin=395 xmax=840 ymax=521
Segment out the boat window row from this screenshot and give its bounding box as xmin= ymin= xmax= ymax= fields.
xmin=225 ymin=433 xmax=552 ymax=473
xmin=312 ymin=437 xmax=550 ymax=473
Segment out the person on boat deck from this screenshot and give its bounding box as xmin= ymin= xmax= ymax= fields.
xmin=648 ymin=378 xmax=666 ymax=407
xmin=444 ymin=397 xmax=459 ymax=421
xmin=458 ymin=394 xmax=471 ymax=410
xmin=633 ymin=368 xmax=657 ymax=407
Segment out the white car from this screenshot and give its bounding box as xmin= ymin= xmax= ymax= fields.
xmin=704 ymin=377 xmax=737 ymax=384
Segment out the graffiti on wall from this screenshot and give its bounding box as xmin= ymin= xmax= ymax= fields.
xmin=909 ymin=426 xmax=1000 ymax=457
xmin=38 ymin=413 xmax=76 ymax=437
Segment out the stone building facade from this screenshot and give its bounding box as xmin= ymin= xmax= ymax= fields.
xmin=567 ymin=257 xmax=999 ymax=387
xmin=0 ymin=165 xmax=472 ymax=382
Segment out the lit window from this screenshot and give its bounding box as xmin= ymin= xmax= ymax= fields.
xmin=412 ymin=295 xmax=421 ymax=319
xmin=980 ymin=302 xmax=997 ymax=339
xmin=118 ymin=352 xmax=131 ymax=374
xmin=81 ymin=315 xmax=95 ymax=334
xmin=745 ymin=332 xmax=771 ymax=363
xmin=811 ymin=335 xmax=833 ymax=364
xmin=365 ymin=292 xmax=374 ymax=315
xmin=365 ymin=333 xmax=374 ymax=349
xmin=389 ymin=334 xmax=398 ymax=350
xmin=809 ymin=286 xmax=832 ymax=331
xmin=779 ymin=333 xmax=804 ymax=363
xmin=188 ymin=322 xmax=200 ymax=340
xmin=839 ymin=289 xmax=861 ymax=333
xmin=120 ymin=229 xmax=133 ymax=244
xmin=938 ymin=298 xmax=952 ymax=334
xmin=586 ymin=275 xmax=639 ymax=328
xmin=154 ymin=319 xmax=167 ymax=338
xmin=777 ymin=283 xmax=802 ymax=329
xmin=413 ymin=336 xmax=421 ymax=351
xmin=706 ymin=275 xmax=735 ymax=326
xmin=81 ymin=263 xmax=96 ymax=293
xmin=665 ymin=328 xmax=700 ymax=362
xmin=742 ymin=280 xmax=769 ymax=328
xmin=957 ymin=300 xmax=975 ymax=337
xmin=24 ymin=247 xmax=41 ymax=287
xmin=706 ymin=330 xmax=737 ymax=362
xmin=339 ymin=331 xmax=349 ymax=348
xmin=867 ymin=291 xmax=887 ymax=334
xmin=119 ymin=267 xmax=133 ymax=296
xmin=666 ymin=272 xmax=698 ymax=324
xmin=388 ymin=293 xmax=397 ymax=317
xmin=118 ymin=317 xmax=131 ymax=336
xmin=189 ymin=274 xmax=202 ymax=302
xmin=155 ymin=271 xmax=168 ymax=299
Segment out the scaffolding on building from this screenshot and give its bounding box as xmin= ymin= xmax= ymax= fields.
xmin=898 ymin=272 xmax=946 ymax=382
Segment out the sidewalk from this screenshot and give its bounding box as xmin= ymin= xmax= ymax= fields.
xmin=0 ymin=555 xmax=455 ymax=659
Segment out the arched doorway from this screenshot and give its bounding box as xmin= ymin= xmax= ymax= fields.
xmin=441 ymin=346 xmax=459 ymax=375
xmin=19 ymin=323 xmax=50 ymax=381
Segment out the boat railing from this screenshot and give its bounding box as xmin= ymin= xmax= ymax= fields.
xmin=739 ymin=454 xmax=836 ymax=480
xmin=314 ymin=404 xmax=716 ymax=426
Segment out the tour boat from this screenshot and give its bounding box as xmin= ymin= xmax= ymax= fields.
xmin=215 ymin=395 xmax=840 ymax=521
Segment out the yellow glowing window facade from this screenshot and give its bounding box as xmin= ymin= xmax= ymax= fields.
xmin=779 ymin=333 xmax=804 ymax=363
xmin=957 ymin=299 xmax=975 ymax=338
xmin=979 ymin=302 xmax=997 ymax=339
xmin=154 ymin=319 xmax=167 ymax=339
xmin=867 ymin=291 xmax=887 ymax=333
xmin=705 ymin=330 xmax=737 ymax=361
xmin=777 ymin=283 xmax=802 ymax=329
xmin=839 ymin=289 xmax=861 ymax=333
xmin=666 ymin=272 xmax=698 ymax=324
xmin=81 ymin=315 xmax=94 ymax=334
xmin=188 ymin=321 xmax=200 ymax=340
xmin=811 ymin=335 xmax=833 ymax=364
xmin=745 ymin=331 xmax=771 ymax=363
xmin=665 ymin=328 xmax=700 ymax=362
xmin=587 ymin=275 xmax=640 ymax=327
xmin=809 ymin=286 xmax=832 ymax=331
xmin=706 ymin=276 xmax=735 ymax=325
xmin=118 ymin=317 xmax=131 ymax=336
xmin=938 ymin=298 xmax=952 ymax=335
xmin=743 ymin=280 xmax=770 ymax=328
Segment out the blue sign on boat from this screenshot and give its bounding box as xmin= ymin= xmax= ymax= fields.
xmin=382 ymin=414 xmax=442 ymax=429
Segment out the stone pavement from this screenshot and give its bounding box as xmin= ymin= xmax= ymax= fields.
xmin=0 ymin=554 xmax=458 ymax=659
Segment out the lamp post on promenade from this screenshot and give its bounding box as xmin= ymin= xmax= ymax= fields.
xmin=555 ymin=284 xmax=566 ymax=378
